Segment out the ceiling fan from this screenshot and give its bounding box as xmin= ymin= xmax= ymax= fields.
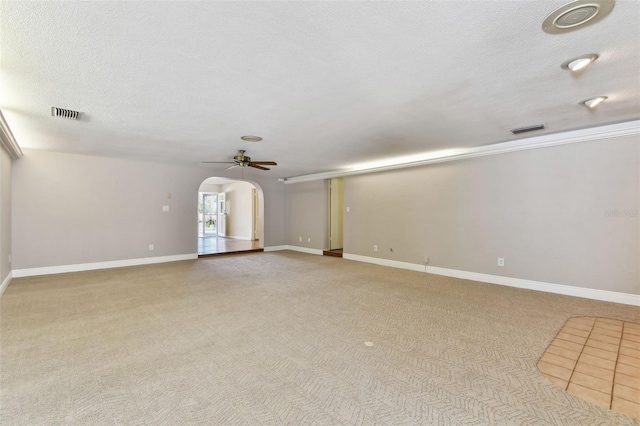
xmin=202 ymin=150 xmax=277 ymax=171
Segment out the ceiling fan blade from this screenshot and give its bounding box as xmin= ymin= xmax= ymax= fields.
xmin=249 ymin=164 xmax=270 ymax=171
xmin=225 ymin=164 xmax=239 ymax=170
xmin=202 ymin=161 xmax=235 ymax=164
xmin=250 ymin=161 xmax=277 ymax=166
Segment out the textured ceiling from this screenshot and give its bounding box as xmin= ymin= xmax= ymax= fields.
xmin=1 ymin=1 xmax=639 ymax=179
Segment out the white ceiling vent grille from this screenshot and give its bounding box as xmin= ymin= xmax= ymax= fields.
xmin=51 ymin=106 xmax=81 ymax=120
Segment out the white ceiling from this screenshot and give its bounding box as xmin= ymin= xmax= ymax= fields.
xmin=1 ymin=1 xmax=639 ymax=179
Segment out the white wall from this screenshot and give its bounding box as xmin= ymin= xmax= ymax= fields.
xmin=222 ymin=181 xmax=254 ymax=240
xmin=199 ymin=183 xmax=222 ymax=193
xmin=12 ymin=149 xmax=287 ymax=269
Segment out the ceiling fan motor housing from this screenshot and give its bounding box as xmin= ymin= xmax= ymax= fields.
xmin=234 ymin=150 xmax=250 ymax=166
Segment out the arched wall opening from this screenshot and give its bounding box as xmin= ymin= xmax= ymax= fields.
xmin=197 ymin=177 xmax=265 ymax=255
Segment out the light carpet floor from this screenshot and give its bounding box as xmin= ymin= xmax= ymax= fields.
xmin=1 ymin=251 xmax=639 ymax=425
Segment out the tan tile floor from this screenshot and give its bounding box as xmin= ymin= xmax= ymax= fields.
xmin=538 ymin=317 xmax=640 ymax=420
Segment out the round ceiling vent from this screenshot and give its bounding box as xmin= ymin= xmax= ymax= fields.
xmin=542 ymin=0 xmax=615 ymax=34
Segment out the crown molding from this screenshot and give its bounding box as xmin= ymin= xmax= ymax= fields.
xmin=279 ymin=120 xmax=640 ymax=184
xmin=0 ymin=109 xmax=23 ymax=159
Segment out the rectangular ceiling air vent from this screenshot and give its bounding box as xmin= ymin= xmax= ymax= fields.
xmin=51 ymin=106 xmax=81 ymax=120
xmin=510 ymin=124 xmax=546 ymax=134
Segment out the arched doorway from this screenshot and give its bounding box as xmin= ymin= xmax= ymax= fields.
xmin=197 ymin=177 xmax=264 ymax=256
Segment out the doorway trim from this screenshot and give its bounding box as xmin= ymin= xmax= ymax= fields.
xmin=328 ymin=177 xmax=344 ymax=251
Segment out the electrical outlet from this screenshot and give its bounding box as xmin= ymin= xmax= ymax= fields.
xmin=299 ymin=236 xmax=302 ymax=242
xmin=8 ymin=254 xmax=11 ymax=264
xmin=498 ymin=258 xmax=504 ymax=266
xmin=163 ymin=205 xmax=169 ymax=212
xmin=307 ymin=237 xmax=311 ymax=243
xmin=374 ymin=245 xmax=378 ymax=252
xmin=149 ymin=244 xmax=154 ymax=251
xmin=346 ymin=206 xmax=350 ymax=213
xmin=424 ymin=256 xmax=429 ymax=265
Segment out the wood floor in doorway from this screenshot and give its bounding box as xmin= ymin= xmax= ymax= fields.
xmin=198 ymin=236 xmax=262 ymax=256
xmin=322 ymin=249 xmax=343 ymax=258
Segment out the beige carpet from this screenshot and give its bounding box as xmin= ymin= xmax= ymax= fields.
xmin=1 ymin=251 xmax=639 ymax=425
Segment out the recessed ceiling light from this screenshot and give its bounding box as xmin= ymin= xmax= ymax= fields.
xmin=561 ymin=54 xmax=599 ymax=71
xmin=542 ymin=0 xmax=615 ymax=34
xmin=240 ymin=135 xmax=262 ymax=142
xmin=581 ymin=96 xmax=608 ymax=108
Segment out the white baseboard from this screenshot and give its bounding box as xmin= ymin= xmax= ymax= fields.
xmin=12 ymin=254 xmax=198 ymax=278
xmin=263 ymin=245 xmax=324 ymax=255
xmin=344 ymin=254 xmax=425 ymax=272
xmin=285 ymin=245 xmax=324 ymax=255
xmin=0 ymin=271 xmax=12 ymax=297
xmin=343 ymin=253 xmax=640 ymax=306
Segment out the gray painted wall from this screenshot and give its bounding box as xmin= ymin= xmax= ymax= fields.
xmin=287 ymin=180 xmax=328 ymax=249
xmin=12 ymin=149 xmax=287 ymax=269
xmin=287 ymin=136 xmax=639 ymax=295
xmin=0 ymin=146 xmax=12 ymax=282
xmin=11 ymin=134 xmax=640 ymax=297
xmin=344 ymin=136 xmax=639 ymax=294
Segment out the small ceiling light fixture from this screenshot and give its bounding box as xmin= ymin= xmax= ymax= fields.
xmin=542 ymin=0 xmax=615 ymax=34
xmin=240 ymin=135 xmax=262 ymax=142
xmin=581 ymin=96 xmax=608 ymax=108
xmin=561 ymin=54 xmax=599 ymax=71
